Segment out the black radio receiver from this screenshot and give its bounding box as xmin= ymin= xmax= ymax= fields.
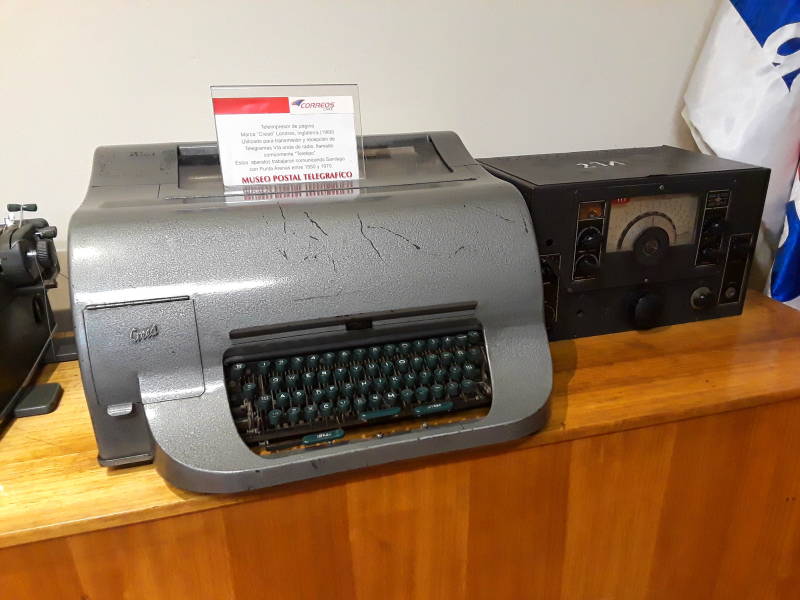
xmin=480 ymin=146 xmax=769 ymax=340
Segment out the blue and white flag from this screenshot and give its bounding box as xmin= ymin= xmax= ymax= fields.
xmin=683 ymin=0 xmax=800 ymax=308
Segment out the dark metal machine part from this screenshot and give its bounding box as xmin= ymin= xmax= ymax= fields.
xmin=0 ymin=205 xmax=61 ymax=431
xmin=70 ymin=131 xmax=552 ymax=493
xmin=480 ymin=146 xmax=769 ymax=340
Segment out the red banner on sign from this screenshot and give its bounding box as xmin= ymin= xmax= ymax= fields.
xmin=212 ymin=97 xmax=290 ymax=115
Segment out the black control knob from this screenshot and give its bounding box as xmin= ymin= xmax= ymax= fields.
xmin=630 ymin=292 xmax=663 ymax=330
xmin=690 ymin=286 xmax=714 ymax=310
xmin=700 ymin=246 xmax=723 ymax=263
xmin=577 ymin=227 xmax=603 ymax=252
xmin=35 ymin=226 xmax=57 ymax=240
xmin=633 ymin=227 xmax=669 ymax=267
xmin=703 ymin=219 xmax=726 ymax=236
xmin=36 ymin=239 xmax=56 ymax=269
xmin=574 ymin=254 xmax=600 ymax=278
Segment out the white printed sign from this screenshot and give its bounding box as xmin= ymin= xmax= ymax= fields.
xmin=212 ymin=95 xmax=360 ymax=187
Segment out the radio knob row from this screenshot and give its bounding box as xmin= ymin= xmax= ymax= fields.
xmin=574 ymin=226 xmax=604 ymax=279
xmin=577 ymin=227 xmax=603 ymax=252
xmin=574 ymin=254 xmax=600 ymax=278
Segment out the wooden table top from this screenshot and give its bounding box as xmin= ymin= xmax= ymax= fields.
xmin=0 ymin=292 xmax=797 ymax=549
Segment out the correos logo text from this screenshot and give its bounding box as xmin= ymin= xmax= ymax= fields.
xmin=291 ymin=98 xmax=335 ymax=111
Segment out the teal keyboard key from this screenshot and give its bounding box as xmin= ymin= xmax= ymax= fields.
xmin=353 ymin=348 xmax=367 ymax=362
xmin=440 ymin=352 xmax=453 ymax=367
xmin=325 ymin=385 xmax=338 ymax=401
xmin=427 ymin=338 xmax=440 ymax=351
xmin=374 ymin=377 xmax=387 ymax=393
xmin=454 ymin=350 xmax=467 ymax=364
xmin=418 ymin=370 xmax=433 ymax=385
xmin=415 ymin=386 xmax=430 ymax=402
xmin=230 ymin=363 xmax=246 ymax=378
xmin=447 ymin=382 xmax=460 ymax=397
xmin=304 ymin=404 xmax=317 ymax=422
xmin=434 ymin=368 xmax=447 ymax=383
xmin=366 ymin=362 xmax=379 ymax=377
xmin=268 ymin=408 xmax=282 ymax=426
xmin=385 ymin=391 xmax=399 ymax=406
xmin=318 ymin=369 xmax=332 ymax=386
xmin=336 ymin=398 xmax=350 ymax=414
xmin=269 ymin=376 xmax=282 ymax=392
xmin=431 ymin=384 xmax=445 ymax=399
xmin=359 ymin=406 xmax=401 ymax=421
xmin=276 ymin=391 xmax=290 ymax=408
xmin=425 ymin=354 xmax=438 ymax=369
xmin=241 ymin=382 xmax=256 ymax=399
xmin=350 ymin=364 xmax=364 ymax=379
xmin=256 ymin=395 xmax=270 ymax=410
xmin=449 ymin=365 xmax=462 ymax=381
xmin=322 ymin=352 xmax=336 ymax=366
xmin=287 ymin=406 xmax=301 ymax=424
xmin=467 ymin=347 xmax=483 ymax=364
xmin=369 ymin=394 xmax=382 ymax=409
xmin=302 ymin=371 xmax=317 ymax=387
xmin=334 ymin=367 xmax=347 ymax=382
xmin=306 ymin=354 xmax=320 ymax=369
xmin=354 ymin=396 xmax=368 ymax=412
xmin=337 ymin=350 xmax=351 ymax=364
xmin=399 ymin=342 xmax=412 ymax=355
xmin=357 ymin=380 xmax=371 ymax=395
xmin=381 ymin=361 xmax=394 ymax=376
xmin=404 ymin=372 xmax=417 ymax=387
xmin=285 ymin=373 xmax=299 ymax=388
xmin=319 ymin=401 xmax=332 ymax=418
xmin=455 ymin=334 xmax=468 ymax=348
xmin=302 ymin=428 xmax=345 ymax=445
xmin=274 ymin=358 xmax=288 ymax=373
xmin=383 ymin=344 xmax=396 ymax=357
xmin=293 ymin=390 xmax=306 ymax=404
xmin=414 ymin=401 xmax=454 ymax=417
xmin=461 ymin=379 xmax=476 ymax=394
xmin=442 ymin=336 xmax=454 ymax=349
xmin=368 ymin=346 xmax=382 ymax=360
xmin=312 ymin=389 xmax=325 ymax=404
xmin=463 ymin=364 xmax=479 ymax=380
xmin=257 ymin=360 xmax=271 ymax=375
xmin=396 ymin=358 xmax=409 ymax=373
xmin=468 ymin=330 xmax=481 ymax=344
xmin=401 ymin=389 xmax=414 ymax=404
xmin=389 ymin=375 xmax=403 ymax=391
xmin=342 ymin=382 xmax=355 ymax=398
xmin=413 ymin=339 xmax=426 ymax=353
xmin=290 ymin=356 xmax=304 ymax=371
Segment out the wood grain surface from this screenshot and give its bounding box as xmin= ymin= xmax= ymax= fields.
xmin=0 ymin=293 xmax=798 ymax=599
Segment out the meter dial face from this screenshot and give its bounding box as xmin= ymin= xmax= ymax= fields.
xmin=605 ymin=194 xmax=699 ymax=253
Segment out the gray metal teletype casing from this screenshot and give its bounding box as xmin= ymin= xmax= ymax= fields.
xmin=69 ymin=132 xmax=552 ymax=493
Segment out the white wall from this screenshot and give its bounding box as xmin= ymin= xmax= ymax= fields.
xmin=1 ymin=0 xmax=719 ymax=250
